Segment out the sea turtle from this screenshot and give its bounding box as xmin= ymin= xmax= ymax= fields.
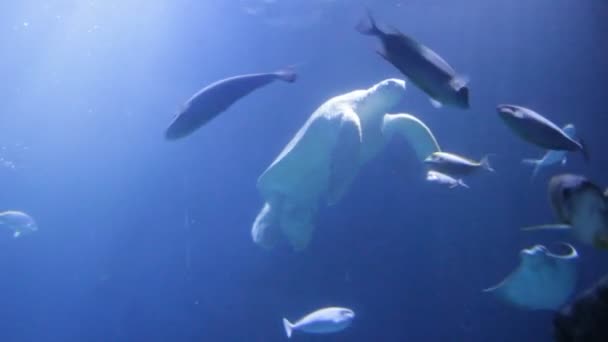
xmin=252 ymin=78 xmax=440 ymax=250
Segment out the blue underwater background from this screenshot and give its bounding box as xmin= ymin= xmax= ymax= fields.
xmin=0 ymin=0 xmax=607 ymax=341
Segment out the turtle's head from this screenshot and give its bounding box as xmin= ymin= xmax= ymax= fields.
xmin=358 ymin=78 xmax=406 ymax=116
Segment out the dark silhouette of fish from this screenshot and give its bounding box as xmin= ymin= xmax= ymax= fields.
xmin=496 ymin=105 xmax=589 ymax=160
xmin=554 ymin=274 xmax=608 ymax=341
xmin=356 ymin=12 xmax=469 ymax=109
xmin=165 ymin=68 xmax=297 ymax=140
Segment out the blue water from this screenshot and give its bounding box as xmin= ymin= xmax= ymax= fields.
xmin=0 ymin=1 xmax=606 ymax=341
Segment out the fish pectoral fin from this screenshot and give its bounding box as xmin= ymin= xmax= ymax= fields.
xmin=429 ymin=98 xmax=443 ymax=108
xmin=521 ymin=224 xmax=572 ymax=232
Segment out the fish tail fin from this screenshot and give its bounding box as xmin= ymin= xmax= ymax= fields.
xmin=283 ymin=318 xmax=294 ymax=338
xmin=459 ymin=179 xmax=469 ymax=189
xmin=579 ymin=138 xmax=590 ymax=162
xmin=275 ymin=67 xmax=297 ymax=83
xmin=355 ymin=9 xmax=381 ymax=36
xmin=480 ymin=155 xmax=494 ymax=172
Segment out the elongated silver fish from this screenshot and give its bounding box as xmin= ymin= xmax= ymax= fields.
xmin=523 ymin=174 xmax=608 ymax=250
xmin=522 ymin=124 xmax=576 ymax=179
xmin=426 ymin=170 xmax=469 ymax=189
xmin=424 ymin=152 xmax=493 ymax=176
xmin=282 ymin=307 xmax=354 ymax=338
xmin=0 ymin=210 xmax=38 ymax=238
xmin=356 ymin=12 xmax=469 ymax=109
xmin=165 ymin=68 xmax=296 ymax=140
xmin=497 ymin=105 xmax=588 ymax=160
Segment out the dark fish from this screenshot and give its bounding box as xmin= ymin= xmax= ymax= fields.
xmin=553 ymin=274 xmax=608 ymax=342
xmin=496 ymin=105 xmax=588 ymax=160
xmin=356 ymin=12 xmax=469 ymax=109
xmin=523 ymin=174 xmax=608 ymax=250
xmin=165 ymin=68 xmax=296 ymax=140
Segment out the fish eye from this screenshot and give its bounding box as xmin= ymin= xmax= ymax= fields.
xmin=562 ymin=188 xmax=572 ymax=199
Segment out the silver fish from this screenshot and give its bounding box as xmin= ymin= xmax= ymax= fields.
xmin=523 ymin=174 xmax=608 ymax=250
xmin=522 ymin=124 xmax=576 ymax=179
xmin=426 ymin=170 xmax=469 ymax=189
xmin=282 ymin=307 xmax=354 ymax=338
xmin=424 ymin=152 xmax=493 ymax=176
xmin=497 ymin=105 xmax=588 ymax=160
xmin=0 ymin=210 xmax=38 ymax=238
xmin=165 ymin=68 xmax=296 ymax=140
xmin=356 ymin=12 xmax=469 ymax=109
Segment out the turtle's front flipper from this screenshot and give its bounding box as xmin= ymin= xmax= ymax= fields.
xmin=381 ymin=113 xmax=440 ymax=162
xmin=327 ymin=109 xmax=362 ymax=206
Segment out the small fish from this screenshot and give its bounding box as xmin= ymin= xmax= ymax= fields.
xmin=497 ymin=105 xmax=588 ymax=160
xmin=0 ymin=210 xmax=38 ymax=238
xmin=282 ymin=307 xmax=354 ymax=338
xmin=426 ymin=170 xmax=469 ymax=189
xmin=165 ymin=67 xmax=297 ymax=140
xmin=356 ymin=11 xmax=469 ymax=109
xmin=522 ymin=124 xmax=576 ymax=179
xmin=424 ymin=152 xmax=493 ymax=176
xmin=523 ymin=174 xmax=608 ymax=250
